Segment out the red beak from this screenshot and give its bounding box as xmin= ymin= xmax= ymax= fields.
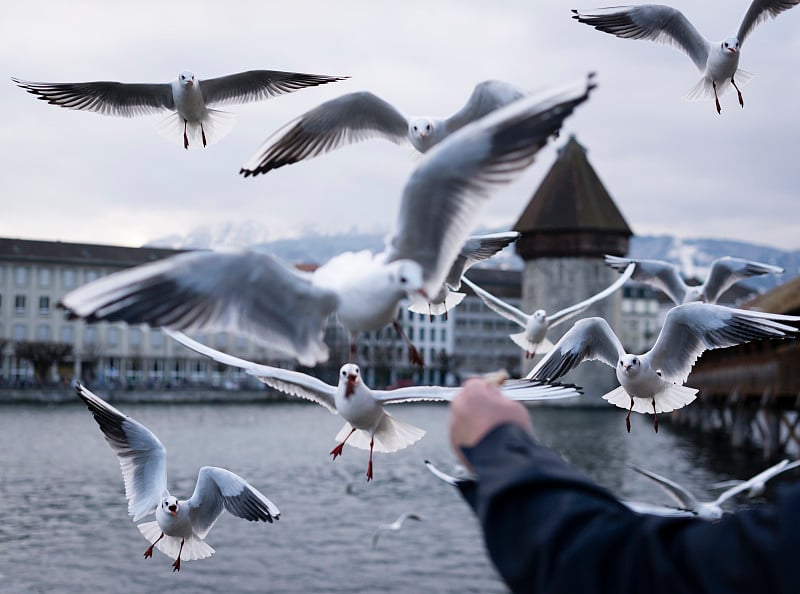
xmin=728 ymin=48 xmax=737 ymax=54
xmin=187 ymin=80 xmax=194 ymax=86
xmin=345 ymin=374 xmax=358 ymax=397
xmin=417 ymin=288 xmax=429 ymax=299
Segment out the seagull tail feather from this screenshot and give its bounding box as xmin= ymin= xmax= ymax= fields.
xmin=602 ymin=384 xmax=697 ymax=414
xmin=156 ymin=109 xmax=236 ymax=149
xmin=137 ymin=521 xmax=215 ymax=561
xmin=684 ymin=70 xmax=752 ymax=103
xmin=336 ymin=414 xmax=425 ymax=454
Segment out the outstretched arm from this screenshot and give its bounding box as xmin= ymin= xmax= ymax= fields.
xmin=449 ymin=381 xmax=800 ymax=594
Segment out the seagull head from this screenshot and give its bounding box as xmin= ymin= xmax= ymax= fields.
xmin=389 ymin=260 xmax=425 ymax=298
xmin=161 ymin=494 xmax=180 ymax=517
xmin=341 ymin=363 xmax=361 ymax=397
xmin=410 ymin=118 xmax=433 ymax=140
xmin=619 ymin=355 xmax=640 ymax=376
xmin=533 ymin=309 xmax=547 ymax=323
xmin=684 ymin=286 xmax=704 ymax=302
xmin=409 ymin=118 xmax=439 ymax=151
xmin=722 ymin=38 xmax=739 ymax=55
xmin=179 ymin=70 xmax=196 ymax=87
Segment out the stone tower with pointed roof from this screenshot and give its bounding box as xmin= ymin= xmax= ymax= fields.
xmin=513 ymin=136 xmax=633 ymax=386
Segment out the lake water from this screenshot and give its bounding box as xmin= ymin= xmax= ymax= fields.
xmin=0 ymin=398 xmax=783 ymax=593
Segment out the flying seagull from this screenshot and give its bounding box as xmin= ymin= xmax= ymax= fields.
xmin=709 ymin=459 xmax=800 ymax=498
xmin=605 ymin=255 xmax=784 ymax=304
xmin=371 ymin=512 xmax=424 ymax=548
xmin=76 ymin=383 xmax=279 ymax=571
xmin=462 ymin=262 xmax=634 ymax=358
xmin=407 ymin=231 xmax=520 ymax=320
xmin=58 ymin=74 xmax=597 ymax=368
xmin=527 ymin=302 xmax=799 ymax=432
xmin=629 ymin=459 xmax=800 ymax=519
xmin=166 ymin=329 xmax=581 ymax=481
xmin=572 ymin=1 xmax=800 ymax=113
xmin=240 ymin=79 xmax=526 ymax=176
xmin=12 ymin=69 xmax=348 ymax=148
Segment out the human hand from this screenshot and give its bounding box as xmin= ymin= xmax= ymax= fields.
xmin=449 ymin=378 xmax=533 ymax=470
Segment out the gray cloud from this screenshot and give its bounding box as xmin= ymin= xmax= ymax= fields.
xmin=1 ymin=0 xmax=798 ymax=249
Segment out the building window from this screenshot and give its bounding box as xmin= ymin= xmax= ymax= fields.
xmin=60 ymin=326 xmax=74 ymax=344
xmin=14 ymin=295 xmax=25 ymax=314
xmin=15 ymin=267 xmax=28 ymax=287
xmin=62 ymin=269 xmax=76 ymax=289
xmin=130 ymin=328 xmax=141 ymax=348
xmin=37 ymin=325 xmax=51 ymax=341
xmin=107 ymin=327 xmax=120 ymax=348
xmin=84 ymin=327 xmax=96 ymax=345
xmin=13 ymin=324 xmax=26 ymax=341
xmin=0 ymin=265 xmax=5 ymax=284
xmin=85 ymin=270 xmax=99 ymax=283
xmin=150 ymin=329 xmax=163 ymax=348
xmin=38 ymin=268 xmax=52 ymax=288
xmin=214 ymin=332 xmax=227 ymax=349
xmin=39 ymin=296 xmax=50 ymax=315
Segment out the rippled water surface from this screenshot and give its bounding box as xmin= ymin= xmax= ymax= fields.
xmin=0 ymin=398 xmax=780 ymax=593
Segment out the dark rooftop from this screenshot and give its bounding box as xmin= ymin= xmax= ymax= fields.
xmin=0 ymin=237 xmax=187 ymax=267
xmin=462 ymin=267 xmax=521 ymax=299
xmin=744 ymin=276 xmax=800 ymax=316
xmin=513 ymin=136 xmax=633 ymax=235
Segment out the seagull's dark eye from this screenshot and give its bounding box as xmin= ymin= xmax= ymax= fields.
xmin=426 ymin=124 xmax=431 ymax=131
xmin=400 ymin=276 xmax=408 ymax=284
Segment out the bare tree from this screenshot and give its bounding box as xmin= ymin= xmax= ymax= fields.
xmin=14 ymin=341 xmax=73 ymax=384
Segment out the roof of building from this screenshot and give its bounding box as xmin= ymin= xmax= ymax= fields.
xmin=513 ymin=136 xmax=633 ymax=236
xmin=463 ymin=267 xmax=521 ymax=299
xmin=744 ymin=276 xmax=800 ymax=316
xmin=0 ymin=237 xmax=187 ymax=267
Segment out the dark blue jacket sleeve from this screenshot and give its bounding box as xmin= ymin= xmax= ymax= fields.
xmin=460 ymin=423 xmax=800 ymax=594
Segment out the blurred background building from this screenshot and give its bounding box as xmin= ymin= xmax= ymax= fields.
xmin=1 ymin=137 xmax=780 ymax=394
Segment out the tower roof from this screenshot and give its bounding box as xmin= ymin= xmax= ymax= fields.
xmin=513 ymin=136 xmax=632 ymax=259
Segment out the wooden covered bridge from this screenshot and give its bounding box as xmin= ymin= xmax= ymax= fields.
xmin=669 ymin=277 xmax=800 ymax=460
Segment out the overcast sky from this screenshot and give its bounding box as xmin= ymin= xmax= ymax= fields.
xmin=2 ymin=0 xmax=799 ymax=251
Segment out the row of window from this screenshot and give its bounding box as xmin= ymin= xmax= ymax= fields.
xmin=3 ymin=323 xmax=164 ymax=347
xmin=0 ymin=264 xmax=100 ymax=290
xmin=0 ymin=294 xmax=53 ymax=316
xmin=621 ymin=298 xmax=660 ymax=314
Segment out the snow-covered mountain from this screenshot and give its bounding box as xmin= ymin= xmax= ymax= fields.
xmin=145 ymin=223 xmax=800 ymax=289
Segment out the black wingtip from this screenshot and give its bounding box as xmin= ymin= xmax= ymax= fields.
xmin=561 ymin=381 xmax=584 ymax=396
xmin=55 ymin=299 xmax=83 ymax=320
xmin=586 ymin=71 xmax=598 ymax=91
